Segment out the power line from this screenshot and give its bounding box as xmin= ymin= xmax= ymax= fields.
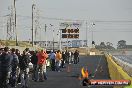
xmin=94 ymin=20 xmax=132 ymax=23
xmin=2 ymin=15 xmax=132 ymax=24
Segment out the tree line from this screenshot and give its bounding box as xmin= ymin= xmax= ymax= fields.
xmin=95 ymin=40 xmax=132 ymax=50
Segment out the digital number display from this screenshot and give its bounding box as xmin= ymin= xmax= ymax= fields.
xmin=62 ymin=34 xmax=67 ymax=38
xmin=74 ymin=28 xmax=79 ymax=33
xmin=62 ymin=34 xmax=79 ymax=38
xmin=61 ymin=28 xmax=79 ymax=33
xmin=62 ymin=29 xmax=67 ymax=33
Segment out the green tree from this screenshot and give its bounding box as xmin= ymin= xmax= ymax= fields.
xmin=106 ymin=42 xmax=114 ymax=49
xmin=117 ymin=40 xmax=126 ymax=49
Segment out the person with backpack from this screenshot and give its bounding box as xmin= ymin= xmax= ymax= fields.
xmin=19 ymin=48 xmax=31 ymax=88
xmin=0 ymin=47 xmax=13 ymax=88
xmin=36 ymin=49 xmax=48 ymax=81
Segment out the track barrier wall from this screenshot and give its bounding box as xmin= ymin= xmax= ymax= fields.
xmin=105 ymin=54 xmax=132 ymax=88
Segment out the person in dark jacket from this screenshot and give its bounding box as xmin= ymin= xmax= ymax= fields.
xmin=31 ymin=51 xmax=38 ymax=81
xmin=65 ymin=50 xmax=69 ymax=64
xmin=0 ymin=47 xmax=13 ymax=88
xmin=20 ymin=49 xmax=31 ymax=88
xmin=77 ymin=50 xmax=79 ymax=63
xmin=15 ymin=49 xmax=22 ymax=84
xmin=9 ymin=48 xmax=19 ymax=87
xmin=61 ymin=51 xmax=66 ymax=68
xmin=74 ymin=50 xmax=79 ymax=64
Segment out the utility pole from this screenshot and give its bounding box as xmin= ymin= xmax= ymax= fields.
xmin=45 ymin=24 xmax=47 ymax=49
xmin=86 ymin=21 xmax=88 ymax=55
xmin=6 ymin=4 xmax=14 ymax=41
xmin=14 ymin=0 xmax=18 ymax=46
xmin=50 ymin=24 xmax=54 ymax=51
xmin=53 ymin=29 xmax=54 ymax=51
xmin=86 ymin=21 xmax=88 ymax=47
xmin=66 ymin=33 xmax=68 ymax=51
xmin=65 ymin=25 xmax=69 ymax=51
xmin=32 ymin=4 xmax=35 ymax=46
xmin=59 ymin=29 xmax=62 ymax=51
xmin=92 ymin=23 xmax=95 ymax=48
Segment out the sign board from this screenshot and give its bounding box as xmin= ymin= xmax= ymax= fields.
xmin=60 ymin=22 xmax=82 ymax=28
xmin=62 ymin=34 xmax=79 ymax=38
xmin=60 ymin=22 xmax=81 ymax=39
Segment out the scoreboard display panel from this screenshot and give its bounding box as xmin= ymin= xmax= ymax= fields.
xmin=61 ymin=28 xmax=79 ymax=39
xmin=62 ymin=34 xmax=79 ymax=39
xmin=62 ymin=28 xmax=79 ymax=33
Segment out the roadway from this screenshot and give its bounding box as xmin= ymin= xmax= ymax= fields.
xmin=17 ymin=55 xmax=113 ymax=88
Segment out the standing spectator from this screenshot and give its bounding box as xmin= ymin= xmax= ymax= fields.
xmin=19 ymin=48 xmax=31 ymax=88
xmin=71 ymin=51 xmax=74 ymax=63
xmin=77 ymin=50 xmax=80 ymax=63
xmin=0 ymin=47 xmax=13 ymax=88
xmin=31 ymin=51 xmax=38 ymax=81
xmin=55 ymin=50 xmax=62 ymax=72
xmin=0 ymin=48 xmax=4 ymax=55
xmin=74 ymin=50 xmax=79 ymax=64
xmin=49 ymin=50 xmax=56 ymax=71
xmin=37 ymin=49 xmax=48 ymax=81
xmin=69 ymin=51 xmax=72 ymax=64
xmin=65 ymin=50 xmax=69 ymax=64
xmin=15 ymin=49 xmax=22 ymax=84
xmin=61 ymin=51 xmax=66 ymax=68
xmin=10 ymin=48 xmax=19 ymax=87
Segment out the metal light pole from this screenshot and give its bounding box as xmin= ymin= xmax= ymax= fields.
xmin=65 ymin=25 xmax=69 ymax=51
xmin=86 ymin=21 xmax=88 ymax=55
xmin=13 ymin=0 xmax=18 ymax=46
xmin=59 ymin=29 xmax=62 ymax=51
xmin=50 ymin=24 xmax=54 ymax=51
xmin=92 ymin=23 xmax=95 ymax=48
xmin=32 ymin=4 xmax=35 ymax=46
xmin=86 ymin=21 xmax=88 ymax=47
xmin=57 ymin=32 xmax=59 ymax=49
xmin=45 ymin=24 xmax=47 ymax=48
xmin=57 ymin=30 xmax=62 ymax=51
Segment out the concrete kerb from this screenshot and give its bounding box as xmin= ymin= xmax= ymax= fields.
xmin=113 ymin=56 xmax=132 ymax=77
xmin=105 ymin=54 xmax=132 ymax=88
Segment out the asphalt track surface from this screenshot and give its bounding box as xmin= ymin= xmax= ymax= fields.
xmin=17 ymin=55 xmax=113 ymax=88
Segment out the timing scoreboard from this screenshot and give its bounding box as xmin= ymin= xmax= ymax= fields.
xmin=61 ymin=28 xmax=79 ymax=38
xmin=60 ymin=22 xmax=81 ymax=39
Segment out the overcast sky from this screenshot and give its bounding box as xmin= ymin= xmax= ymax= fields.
xmin=0 ymin=0 xmax=132 ymax=47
